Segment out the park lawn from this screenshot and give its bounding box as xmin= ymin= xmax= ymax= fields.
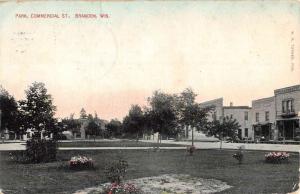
xmin=0 ymin=149 xmax=298 ymax=194
xmin=57 ymin=140 xmax=185 ymax=147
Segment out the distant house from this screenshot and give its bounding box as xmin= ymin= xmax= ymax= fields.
xmin=71 ymin=118 xmax=108 ymax=139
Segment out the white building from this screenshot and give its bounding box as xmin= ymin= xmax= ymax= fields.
xmin=199 ymin=98 xmax=252 ymax=140
xmin=223 ymin=105 xmax=252 ymax=139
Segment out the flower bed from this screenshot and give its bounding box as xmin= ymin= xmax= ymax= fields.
xmin=69 ymin=156 xmax=94 ymax=170
xmin=102 ymin=183 xmax=141 ymax=194
xmin=265 ymin=152 xmax=290 ymax=164
xmin=74 ymin=174 xmax=232 ymax=194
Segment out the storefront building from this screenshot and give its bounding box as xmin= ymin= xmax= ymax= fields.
xmin=251 ymin=97 xmax=276 ymax=141
xmin=274 ymin=85 xmax=300 ymax=140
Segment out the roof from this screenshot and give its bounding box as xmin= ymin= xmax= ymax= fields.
xmin=199 ymin=98 xmax=223 ymax=106
xmin=274 ymin=85 xmax=300 ymax=95
xmin=223 ymin=106 xmax=251 ymax=109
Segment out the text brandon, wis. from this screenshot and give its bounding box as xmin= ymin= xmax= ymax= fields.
xmin=15 ymin=13 xmax=109 ymax=19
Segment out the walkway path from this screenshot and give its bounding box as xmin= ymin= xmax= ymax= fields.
xmin=0 ymin=140 xmax=299 ymax=152
xmin=140 ymin=140 xmax=300 ymax=152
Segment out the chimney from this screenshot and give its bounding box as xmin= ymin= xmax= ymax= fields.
xmin=230 ymin=102 xmax=233 ymax=107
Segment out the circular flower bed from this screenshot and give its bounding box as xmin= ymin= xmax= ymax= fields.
xmin=69 ymin=155 xmax=94 ymax=170
xmin=265 ymin=152 xmax=290 ymax=164
xmin=73 ymin=174 xmax=232 ymax=194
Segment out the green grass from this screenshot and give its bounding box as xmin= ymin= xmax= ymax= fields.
xmin=0 ymin=149 xmax=298 ymax=194
xmin=58 ymin=140 xmax=185 ymax=147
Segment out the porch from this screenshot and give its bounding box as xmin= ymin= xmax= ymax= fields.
xmin=276 ymin=118 xmax=300 ymax=140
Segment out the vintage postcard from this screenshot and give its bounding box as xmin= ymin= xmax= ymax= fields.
xmin=0 ymin=0 xmax=299 ymax=194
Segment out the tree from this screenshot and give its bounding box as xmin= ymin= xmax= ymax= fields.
xmin=85 ymin=118 xmax=100 ymax=141
xmin=19 ymin=82 xmax=57 ymax=138
xmin=106 ymin=119 xmax=122 ymax=138
xmin=0 ymin=86 xmax=20 ymax=139
xmin=176 ymin=88 xmax=211 ymax=146
xmin=206 ymin=116 xmax=241 ymax=149
xmin=122 ymin=104 xmax=145 ymax=140
xmin=61 ymin=114 xmax=81 ymax=136
xmin=147 ymin=91 xmax=178 ymax=144
xmin=80 ymin=108 xmax=87 ymax=119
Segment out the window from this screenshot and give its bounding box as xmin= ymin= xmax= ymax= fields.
xmin=244 ymin=111 xmax=248 ymax=121
xmin=282 ymin=99 xmax=294 ymax=113
xmin=256 ymin=112 xmax=259 ymax=122
xmin=245 ymin=128 xmax=248 ymax=137
xmin=212 ymin=111 xmax=217 ymax=120
xmin=238 ymin=129 xmax=242 ymax=139
xmin=265 ymin=111 xmax=269 ymax=121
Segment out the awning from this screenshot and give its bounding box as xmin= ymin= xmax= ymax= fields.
xmin=276 ymin=116 xmax=300 ymax=121
xmin=253 ymin=122 xmax=272 ymax=126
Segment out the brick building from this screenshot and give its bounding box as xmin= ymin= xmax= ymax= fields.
xmin=274 ymin=85 xmax=300 ymax=140
xmin=199 ymin=84 xmax=300 ymax=141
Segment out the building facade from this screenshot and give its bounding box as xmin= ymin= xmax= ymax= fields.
xmin=223 ymin=106 xmax=252 ymax=139
xmin=274 ymin=85 xmax=300 ymax=140
xmin=251 ymin=97 xmax=276 ymax=141
xmin=199 ymin=98 xmax=252 ymax=140
xmin=199 ymin=84 xmax=300 ymax=141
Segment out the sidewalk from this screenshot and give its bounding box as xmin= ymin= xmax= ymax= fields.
xmin=0 ymin=140 xmax=299 ymax=152
xmin=140 ymin=140 xmax=300 ymax=152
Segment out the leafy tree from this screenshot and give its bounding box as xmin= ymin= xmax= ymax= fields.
xmin=61 ymin=114 xmax=81 ymax=136
xmin=176 ymin=88 xmax=211 ymax=146
xmin=85 ymin=119 xmax=100 ymax=141
xmin=0 ymin=86 xmax=20 ymax=138
xmin=106 ymin=119 xmax=122 ymax=138
xmin=206 ymin=116 xmax=241 ymax=149
xmin=122 ymin=104 xmax=145 ymax=140
xmin=19 ymin=82 xmax=57 ymax=138
xmin=80 ymin=108 xmax=87 ymax=119
xmin=147 ymin=91 xmax=178 ymax=143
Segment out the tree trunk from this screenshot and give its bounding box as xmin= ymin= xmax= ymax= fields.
xmin=219 ymin=134 xmax=223 ymax=149
xmin=192 ymin=126 xmax=194 ymax=146
xmin=157 ymin=133 xmax=159 ymax=148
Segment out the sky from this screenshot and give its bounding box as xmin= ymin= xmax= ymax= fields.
xmin=0 ymin=0 xmax=300 ymax=120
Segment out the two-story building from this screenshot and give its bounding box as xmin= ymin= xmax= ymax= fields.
xmin=274 ymin=85 xmax=300 ymax=140
xmin=199 ymin=98 xmax=252 ymax=140
xmin=223 ymin=105 xmax=252 ymax=139
xmin=251 ymin=97 xmax=276 ymax=141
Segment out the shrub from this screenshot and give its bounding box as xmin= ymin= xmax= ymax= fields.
xmin=265 ymin=152 xmax=290 ymax=164
xmin=232 ymin=146 xmax=244 ymax=164
xmin=102 ymin=183 xmax=141 ymax=194
xmin=24 ymin=137 xmax=57 ymax=163
xmin=69 ymin=155 xmax=94 ymax=170
xmin=104 ymin=159 xmax=129 ymax=184
xmin=186 ymin=145 xmax=196 ymax=155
